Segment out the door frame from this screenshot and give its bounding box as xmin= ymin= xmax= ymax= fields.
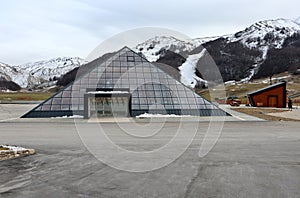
xmin=84 ymin=88 xmax=131 ymax=119
xmin=267 ymin=95 xmax=278 ymax=108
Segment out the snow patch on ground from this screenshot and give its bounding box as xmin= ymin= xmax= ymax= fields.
xmin=136 ymin=113 xmax=192 ymax=118
xmin=51 ymin=115 xmax=84 ymax=119
xmin=224 ymin=80 xmax=237 ymax=85
xmin=0 ymin=145 xmax=27 ymax=152
xmin=88 ymin=91 xmax=129 ymax=94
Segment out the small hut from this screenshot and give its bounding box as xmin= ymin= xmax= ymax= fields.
xmin=248 ymin=81 xmax=287 ymax=108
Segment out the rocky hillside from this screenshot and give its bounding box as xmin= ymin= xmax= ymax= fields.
xmin=255 ymin=33 xmax=300 ymax=78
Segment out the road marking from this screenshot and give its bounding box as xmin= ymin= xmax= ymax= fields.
xmin=0 ymin=117 xmax=19 ymax=122
xmin=230 ymin=114 xmax=246 ymax=121
xmin=218 ymin=105 xmax=246 ymax=121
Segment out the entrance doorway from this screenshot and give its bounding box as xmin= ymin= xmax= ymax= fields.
xmin=84 ymin=88 xmax=131 ymax=119
xmin=95 ymin=96 xmax=129 ymax=117
xmin=268 ymin=95 xmax=278 ymax=107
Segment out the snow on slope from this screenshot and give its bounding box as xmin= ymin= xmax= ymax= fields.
xmin=134 ymin=18 xmax=300 ymax=64
xmin=0 ymin=62 xmax=29 ymax=88
xmin=136 ymin=113 xmax=192 ymax=118
xmin=295 ymin=17 xmax=300 ymax=25
xmin=0 ymin=62 xmax=17 ymax=81
xmin=134 ymin=36 xmax=219 ymax=62
xmin=179 ymin=49 xmax=207 ymax=88
xmin=16 ymin=57 xmax=84 ymax=88
xmin=226 ymin=18 xmax=300 ymax=82
xmin=135 ymin=36 xmax=194 ymax=62
xmin=190 ymin=35 xmax=225 ymax=47
xmin=227 ymin=18 xmax=300 ymax=54
xmin=134 ymin=18 xmax=300 ymax=85
xmin=1 ymin=57 xmax=84 ymax=88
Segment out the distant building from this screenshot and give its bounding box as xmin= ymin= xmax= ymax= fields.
xmin=248 ymin=81 xmax=287 ymax=108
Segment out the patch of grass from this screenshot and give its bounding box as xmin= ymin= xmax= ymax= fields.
xmin=196 ymin=84 xmax=267 ymax=103
xmin=287 ymin=83 xmax=300 ymax=91
xmin=0 ymin=92 xmax=54 ymax=101
xmin=197 ymin=90 xmax=211 ymax=101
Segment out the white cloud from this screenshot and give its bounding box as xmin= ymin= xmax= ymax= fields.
xmin=0 ymin=0 xmax=299 ymax=64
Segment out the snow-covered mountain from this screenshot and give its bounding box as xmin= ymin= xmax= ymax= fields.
xmin=134 ymin=17 xmax=300 ymax=86
xmin=135 ymin=18 xmax=300 ymax=63
xmin=0 ymin=57 xmax=84 ymax=88
xmin=134 ymin=35 xmax=220 ymax=62
xmin=0 ymin=62 xmax=18 ymax=81
xmin=228 ymin=18 xmax=300 ymax=58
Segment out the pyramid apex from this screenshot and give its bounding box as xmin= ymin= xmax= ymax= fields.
xmin=119 ymin=46 xmax=131 ymax=51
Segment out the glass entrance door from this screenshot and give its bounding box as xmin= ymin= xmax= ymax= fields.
xmin=95 ymin=97 xmax=128 ymax=117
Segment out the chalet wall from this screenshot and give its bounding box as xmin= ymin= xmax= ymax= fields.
xmin=250 ymin=86 xmax=286 ymax=108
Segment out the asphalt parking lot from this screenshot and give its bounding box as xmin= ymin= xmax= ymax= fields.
xmin=0 ymin=119 xmax=300 ymax=197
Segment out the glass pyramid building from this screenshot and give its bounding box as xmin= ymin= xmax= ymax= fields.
xmin=22 ymin=47 xmax=227 ymax=118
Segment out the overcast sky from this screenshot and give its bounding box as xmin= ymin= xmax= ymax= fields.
xmin=1 ymin=0 xmax=299 ymax=65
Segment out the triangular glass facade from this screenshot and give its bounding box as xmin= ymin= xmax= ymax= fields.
xmin=22 ymin=47 xmax=227 ymax=118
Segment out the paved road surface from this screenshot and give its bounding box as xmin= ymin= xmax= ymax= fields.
xmin=269 ymin=108 xmax=300 ymax=120
xmin=0 ymin=104 xmax=35 ymax=121
xmin=0 ymin=121 xmax=299 ymax=197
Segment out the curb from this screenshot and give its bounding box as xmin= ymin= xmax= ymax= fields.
xmin=0 ymin=100 xmax=42 ymax=104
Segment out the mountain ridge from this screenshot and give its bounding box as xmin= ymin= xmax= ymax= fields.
xmin=136 ymin=17 xmax=299 ymax=85
xmin=0 ymin=57 xmax=84 ymax=90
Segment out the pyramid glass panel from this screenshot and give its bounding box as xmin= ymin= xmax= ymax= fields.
xmin=22 ymin=47 xmax=227 ymax=118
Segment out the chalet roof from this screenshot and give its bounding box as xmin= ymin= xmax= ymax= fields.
xmin=248 ymin=81 xmax=286 ymax=96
